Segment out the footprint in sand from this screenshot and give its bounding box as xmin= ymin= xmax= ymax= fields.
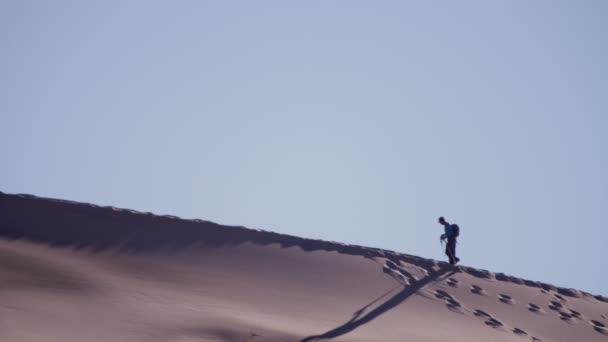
xmin=434 ymin=289 xmax=464 ymax=313
xmin=472 ymin=309 xmax=503 ymax=329
xmin=445 ymin=297 xmax=461 ymax=307
xmin=417 ymin=267 xmax=430 ymax=277
xmin=485 ymin=317 xmax=504 ymax=328
xmin=470 ymin=284 xmax=487 ymax=296
xmin=472 ymin=308 xmax=520 ymax=332
xmin=548 ymin=301 xmax=563 ymax=311
xmin=595 ymin=295 xmax=608 ymax=303
xmin=447 ymin=278 xmax=459 ymax=288
xmin=382 ymin=260 xmax=415 ymax=285
xmin=594 ymin=327 xmax=608 ymax=336
xmin=528 ymin=303 xmax=545 ymax=314
xmin=545 ymin=300 xmax=581 ymax=324
xmin=384 ymin=260 xmax=399 ymax=270
xmin=382 ymin=266 xmax=409 ymax=285
xmin=553 ymin=294 xmax=567 ymax=302
xmin=473 ymin=309 xmax=492 ymax=319
xmin=435 ymin=289 xmax=455 ymax=300
xmin=498 ymin=294 xmax=515 ymax=305
xmin=531 ymin=337 xmax=543 ymax=341
xmin=591 ymin=320 xmax=608 ymax=336
xmin=512 ymin=328 xmax=528 ymax=336
xmin=559 ymin=311 xmax=575 ymax=322
xmin=446 ymin=300 xmax=464 ymax=313
xmin=568 ymin=309 xmax=582 ymax=320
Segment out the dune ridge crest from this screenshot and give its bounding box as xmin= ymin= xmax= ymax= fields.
xmin=0 ymin=191 xmax=600 ymax=299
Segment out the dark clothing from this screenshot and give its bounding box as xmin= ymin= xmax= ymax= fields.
xmin=442 ymin=222 xmax=455 ymax=239
xmin=441 ymin=220 xmax=459 ymax=265
xmin=445 ymin=236 xmax=458 ymax=265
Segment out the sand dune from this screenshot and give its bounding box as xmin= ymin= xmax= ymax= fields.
xmin=1 ymin=192 xmax=606 ymax=341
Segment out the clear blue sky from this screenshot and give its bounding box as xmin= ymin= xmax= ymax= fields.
xmin=1 ymin=1 xmax=606 ymax=295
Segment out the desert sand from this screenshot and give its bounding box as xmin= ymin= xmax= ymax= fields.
xmin=1 ymin=191 xmax=606 ymax=342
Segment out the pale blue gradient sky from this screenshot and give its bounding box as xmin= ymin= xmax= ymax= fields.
xmin=1 ymin=1 xmax=606 ymax=294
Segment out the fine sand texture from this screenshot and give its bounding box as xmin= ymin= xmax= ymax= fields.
xmin=1 ymin=192 xmax=607 ymax=342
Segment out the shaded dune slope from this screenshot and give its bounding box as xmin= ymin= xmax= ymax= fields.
xmin=1 ymin=192 xmax=383 ymax=257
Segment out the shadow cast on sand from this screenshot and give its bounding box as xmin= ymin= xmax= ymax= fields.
xmin=301 ymin=266 xmax=456 ymax=342
xmin=0 ymin=193 xmax=361 ymax=254
xmin=0 ymin=193 xmax=434 ymax=266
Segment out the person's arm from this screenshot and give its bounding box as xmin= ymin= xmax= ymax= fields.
xmin=443 ymin=223 xmax=452 ymax=239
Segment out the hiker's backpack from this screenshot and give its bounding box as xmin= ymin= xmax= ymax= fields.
xmin=452 ymin=224 xmax=460 ymax=238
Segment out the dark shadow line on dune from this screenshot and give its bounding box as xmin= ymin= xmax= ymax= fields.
xmin=301 ymin=266 xmax=455 ymax=342
xmin=0 ymin=193 xmax=433 ymax=267
xmin=348 ymin=285 xmax=402 ymax=323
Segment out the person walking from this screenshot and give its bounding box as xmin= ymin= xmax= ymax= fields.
xmin=439 ymin=216 xmax=460 ymax=265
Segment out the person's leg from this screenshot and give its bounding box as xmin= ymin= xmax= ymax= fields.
xmin=447 ymin=238 xmax=456 ymax=265
xmin=445 ymin=240 xmax=454 ymax=264
xmin=453 ymin=239 xmax=459 ymax=263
